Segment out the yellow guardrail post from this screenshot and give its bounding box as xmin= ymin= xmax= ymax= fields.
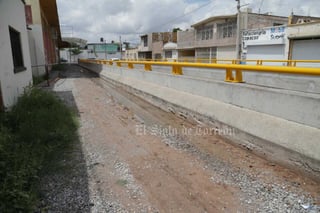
xmin=234 ymin=70 xmax=243 ymax=83
xmin=225 ymin=68 xmax=243 ymax=83
xmin=293 ymin=61 xmax=297 ymax=67
xmin=109 ymin=61 xmax=113 ymax=65
xmin=128 ymin=63 xmax=134 ymax=69
xmin=172 ymin=65 xmax=183 ymax=75
xmin=225 ymin=68 xmax=234 ymax=82
xmin=144 ymin=64 xmax=152 ymax=71
xmin=116 ymin=62 xmax=121 ymax=67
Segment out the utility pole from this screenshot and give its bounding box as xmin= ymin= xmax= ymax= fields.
xmin=119 ymin=36 xmax=122 ymax=60
xmin=100 ymin=37 xmax=107 ymax=59
xmin=235 ymin=0 xmax=241 ymax=62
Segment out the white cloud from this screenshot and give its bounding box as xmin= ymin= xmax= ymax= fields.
xmin=57 ymin=0 xmax=320 ymax=43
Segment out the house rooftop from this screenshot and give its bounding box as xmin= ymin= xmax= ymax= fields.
xmin=191 ymin=14 xmax=237 ymax=27
xmin=191 ymin=12 xmax=288 ymax=27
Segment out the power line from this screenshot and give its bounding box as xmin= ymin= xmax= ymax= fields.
xmin=144 ymin=0 xmax=215 ymax=33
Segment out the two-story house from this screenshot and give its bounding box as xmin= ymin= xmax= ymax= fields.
xmin=177 ymin=9 xmax=288 ymax=62
xmin=137 ymin=32 xmax=177 ymax=60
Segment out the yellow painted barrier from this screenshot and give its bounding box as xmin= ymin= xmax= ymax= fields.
xmin=79 ymin=59 xmax=320 ymax=83
xmin=177 ymin=58 xmax=320 ymax=67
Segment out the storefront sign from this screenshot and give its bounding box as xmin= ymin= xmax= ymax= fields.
xmin=242 ymin=26 xmax=286 ymax=42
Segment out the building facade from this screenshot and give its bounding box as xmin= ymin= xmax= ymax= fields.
xmin=241 ymin=14 xmax=320 ymax=67
xmin=124 ymin=48 xmax=139 ymax=60
xmin=85 ymin=43 xmax=122 ymax=60
xmin=242 ymin=25 xmax=287 ymax=65
xmin=177 ymin=30 xmax=196 ymax=61
xmin=286 ymin=16 xmax=320 ymax=67
xmin=25 ymin=0 xmax=62 ymax=76
xmin=0 ymin=0 xmax=33 ymax=109
xmin=137 ymin=32 xmax=177 ymax=60
xmin=177 ymin=9 xmax=288 ymax=62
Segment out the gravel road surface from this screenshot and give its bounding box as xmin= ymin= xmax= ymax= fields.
xmin=39 ymin=65 xmax=319 ymax=212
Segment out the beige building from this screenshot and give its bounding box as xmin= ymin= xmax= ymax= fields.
xmin=138 ymin=32 xmax=177 ymax=60
xmin=178 ymin=9 xmax=288 ymax=62
xmin=25 ymin=0 xmax=62 ymax=76
xmin=124 ymin=48 xmax=139 ymax=60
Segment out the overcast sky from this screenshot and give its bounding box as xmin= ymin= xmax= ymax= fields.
xmin=56 ymin=0 xmax=320 ymax=44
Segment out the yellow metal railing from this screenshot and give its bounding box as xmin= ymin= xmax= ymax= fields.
xmin=176 ymin=58 xmax=320 ymax=66
xmin=79 ymin=59 xmax=320 ymax=83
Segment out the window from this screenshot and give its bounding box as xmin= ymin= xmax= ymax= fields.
xmin=142 ymin=36 xmax=148 ymax=47
xmin=196 ymin=25 xmax=213 ymax=41
xmin=217 ymin=21 xmax=237 ymax=39
xmin=9 ymin=26 xmax=26 ymax=73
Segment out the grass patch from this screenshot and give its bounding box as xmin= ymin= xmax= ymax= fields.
xmin=32 ymin=75 xmax=47 ymax=85
xmin=116 ymin=179 xmax=128 ymax=186
xmin=0 ymin=88 xmax=78 ymax=212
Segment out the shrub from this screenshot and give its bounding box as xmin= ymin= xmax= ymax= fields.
xmin=0 ymin=88 xmax=78 ymax=212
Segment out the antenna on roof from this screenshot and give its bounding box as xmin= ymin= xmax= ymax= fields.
xmin=258 ymin=0 xmax=264 ymax=14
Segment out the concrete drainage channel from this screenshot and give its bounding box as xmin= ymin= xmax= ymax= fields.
xmin=69 ymin=63 xmax=320 ymax=211
xmin=79 ymin=66 xmax=319 ymax=182
xmin=98 ymin=72 xmax=320 ymax=179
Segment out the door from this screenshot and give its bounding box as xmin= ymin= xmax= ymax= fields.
xmin=246 ymin=44 xmax=285 ymax=66
xmin=291 ymin=39 xmax=320 ymax=67
xmin=217 ymin=46 xmax=236 ymax=61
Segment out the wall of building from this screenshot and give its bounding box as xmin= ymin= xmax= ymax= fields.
xmin=178 ymin=49 xmax=195 ymax=60
xmin=138 ymin=34 xmax=152 ymax=52
xmin=177 ymin=30 xmax=195 ymax=49
xmin=242 ymin=26 xmax=287 ymax=65
xmin=246 ymin=13 xmax=288 ymax=29
xmin=27 ymin=25 xmax=46 ymax=76
xmin=25 ymin=0 xmax=42 ymax=24
xmin=124 ymin=49 xmax=139 ymax=60
xmin=285 ymin=22 xmax=320 ymax=67
xmin=216 ymin=46 xmax=236 ymax=60
xmin=193 ymin=18 xmax=237 ymax=48
xmin=25 ymin=0 xmax=46 ymax=76
xmin=0 ymin=0 xmax=33 ymax=108
xmin=42 ymin=19 xmax=59 ymax=65
xmin=25 ymin=0 xmax=60 ymax=76
xmin=152 ymin=41 xmax=164 ymax=59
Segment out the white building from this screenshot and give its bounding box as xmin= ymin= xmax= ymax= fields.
xmin=242 ymin=15 xmax=320 ymax=67
xmin=0 ymin=0 xmax=33 ymax=109
xmin=287 ymin=21 xmax=320 ymax=67
xmin=242 ymin=25 xmax=287 ymax=65
xmin=163 ymin=42 xmax=178 ymax=61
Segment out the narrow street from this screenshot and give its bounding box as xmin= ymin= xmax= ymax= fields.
xmin=40 ymin=65 xmax=319 ymax=212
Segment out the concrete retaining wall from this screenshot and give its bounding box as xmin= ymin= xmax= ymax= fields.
xmin=81 ymin=63 xmax=320 ymax=128
xmin=170 ymin=67 xmax=320 ymax=94
xmin=79 ymin=61 xmax=320 ymax=179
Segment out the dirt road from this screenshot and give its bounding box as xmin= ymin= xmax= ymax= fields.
xmin=41 ymin=65 xmax=319 ymax=212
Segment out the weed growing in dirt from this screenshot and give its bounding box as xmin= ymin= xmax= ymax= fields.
xmin=0 ymin=88 xmax=78 ymax=212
